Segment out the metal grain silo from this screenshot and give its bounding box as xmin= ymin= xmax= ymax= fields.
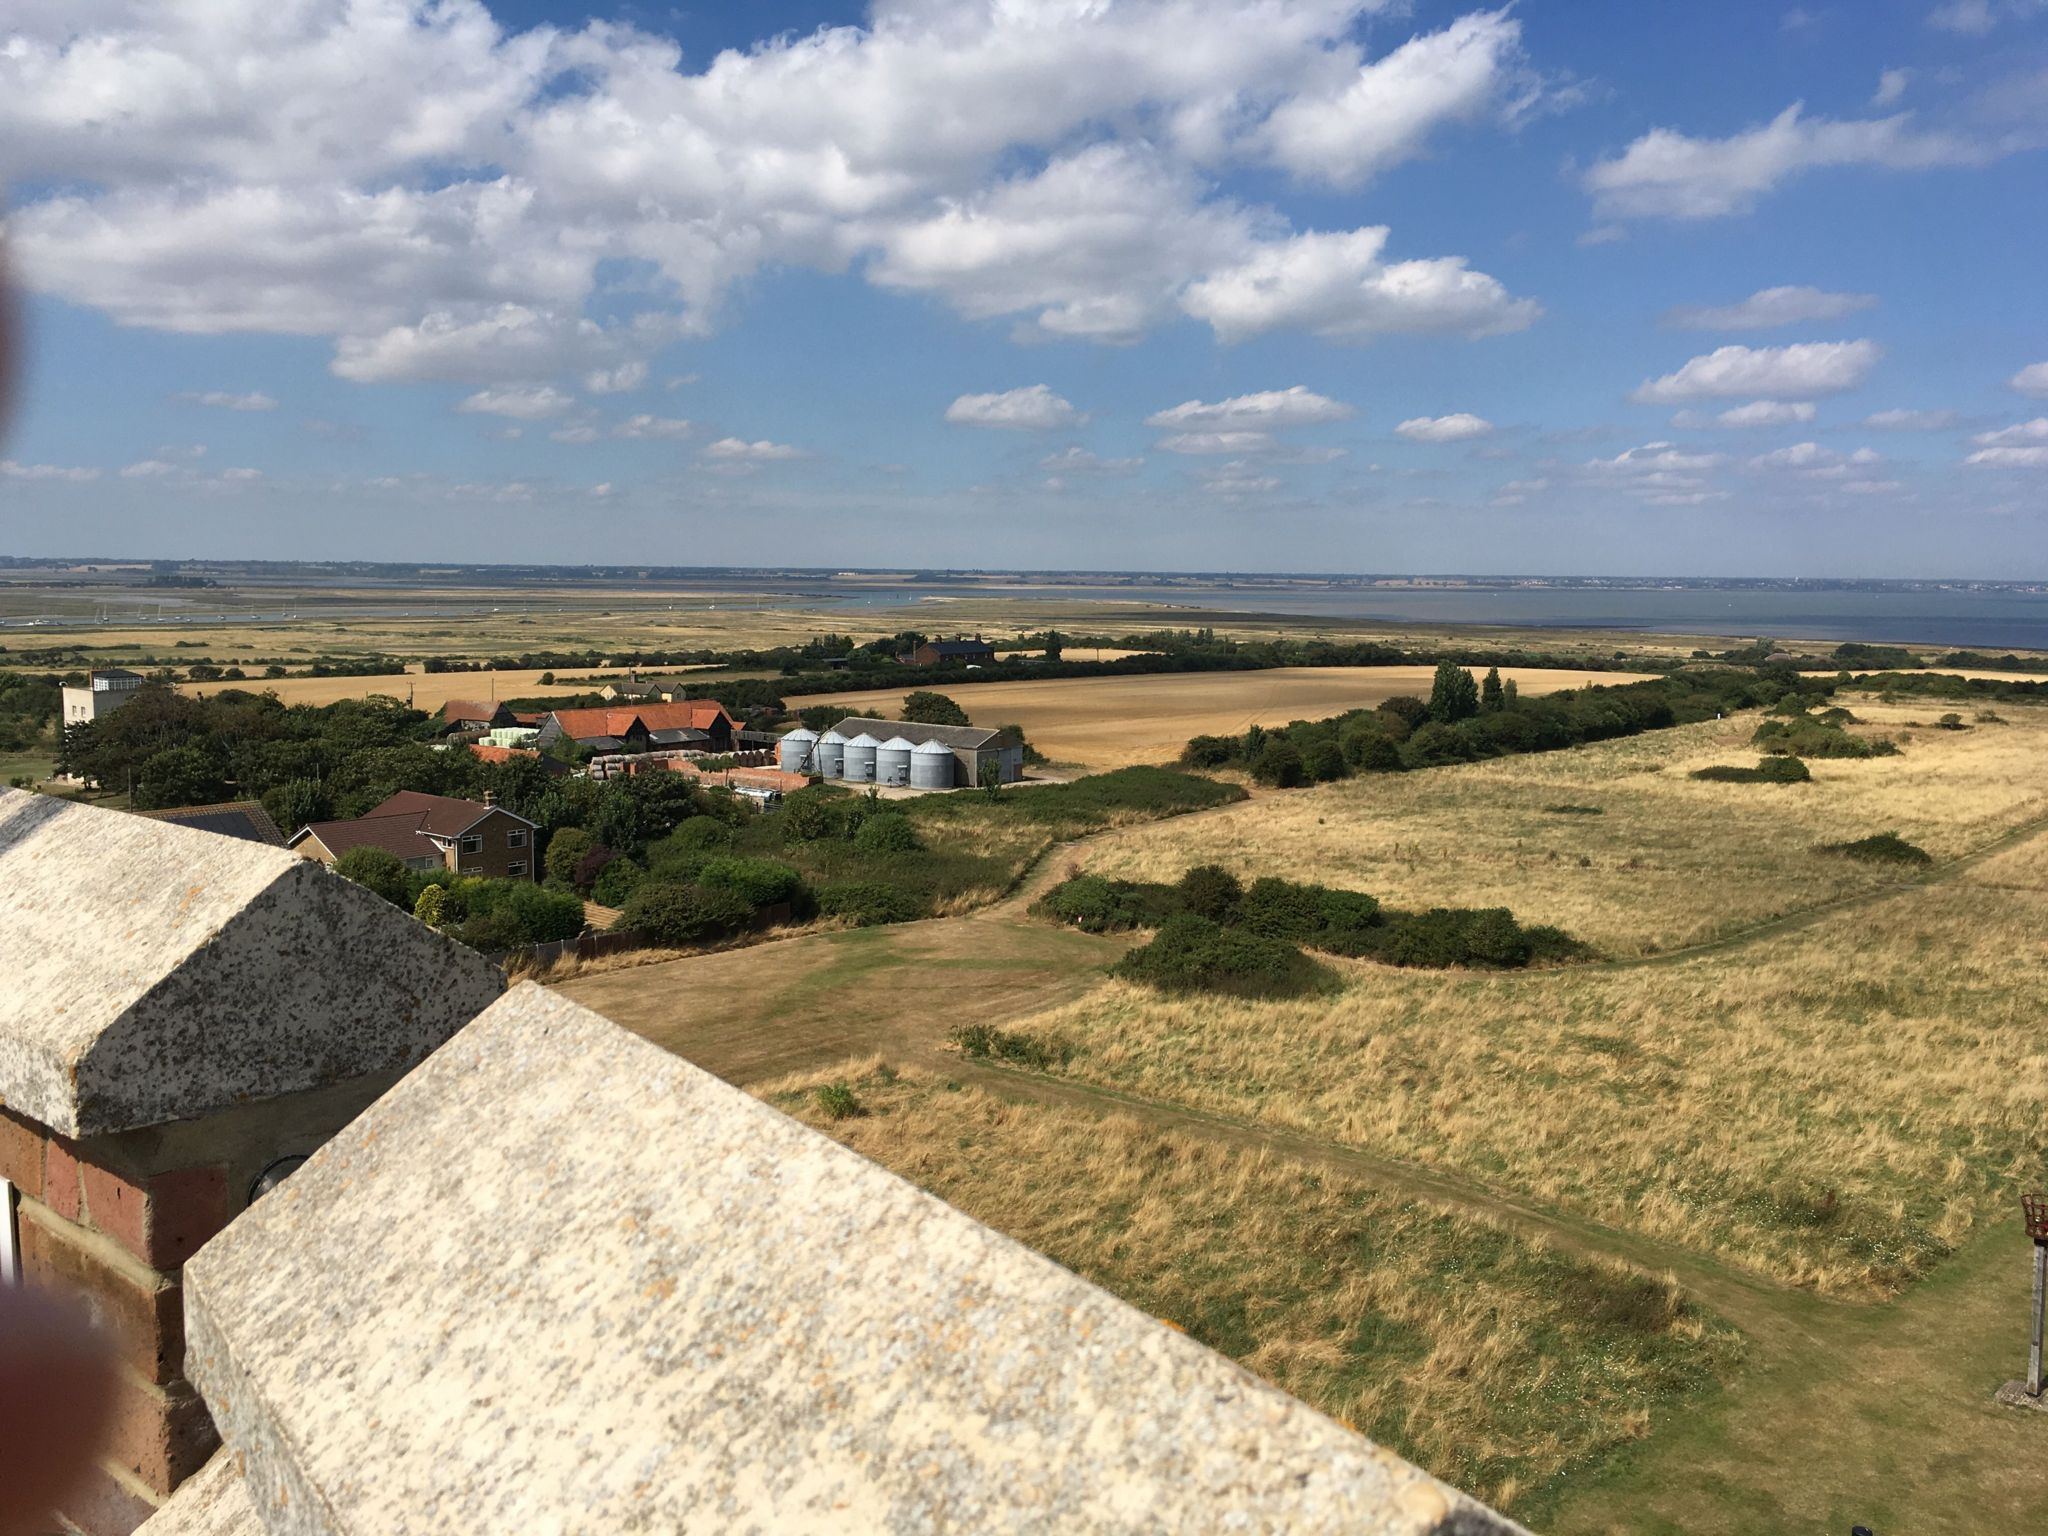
xmin=816 ymin=729 xmax=847 ymax=779
xmin=842 ymin=732 xmax=880 ymax=783
xmin=778 ymin=727 xmax=818 ymax=775
xmin=876 ymin=736 xmax=914 ymax=786
xmin=910 ymin=737 xmax=957 ymax=790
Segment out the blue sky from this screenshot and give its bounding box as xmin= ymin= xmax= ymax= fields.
xmin=1 ymin=0 xmax=2044 ymax=575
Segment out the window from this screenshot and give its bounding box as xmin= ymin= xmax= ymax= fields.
xmin=507 ymin=829 xmax=528 ymax=849
xmin=459 ymin=834 xmax=483 ymax=855
xmin=0 ymin=1176 xmax=18 ymax=1286
xmin=507 ymin=861 xmax=527 ymax=878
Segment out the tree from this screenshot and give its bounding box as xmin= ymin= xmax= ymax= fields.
xmin=334 ymin=847 xmax=416 ymax=909
xmin=1480 ymin=666 xmax=1505 ymax=712
xmin=1428 ymin=661 xmax=1480 ymax=723
xmin=1042 ymin=630 xmax=1064 ymax=663
xmin=1502 ymin=677 xmax=1518 ymax=708
xmin=413 ymin=884 xmax=449 ymax=927
xmin=1303 ymin=737 xmax=1346 ymax=782
xmin=978 ymin=756 xmax=1004 ymax=799
xmin=798 ymin=704 xmax=839 ymax=733
xmin=902 ymin=691 xmax=971 ymax=726
xmin=544 ymin=827 xmax=591 ymax=886
xmin=1251 ymin=739 xmax=1305 ymax=788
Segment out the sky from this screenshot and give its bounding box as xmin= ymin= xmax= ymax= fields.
xmin=0 ymin=0 xmax=2044 ymax=577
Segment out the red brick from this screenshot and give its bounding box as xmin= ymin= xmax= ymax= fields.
xmin=81 ymin=1163 xmax=230 ymax=1270
xmin=55 ymin=1463 xmax=162 ymax=1536
xmin=17 ymin=1209 xmax=185 ymax=1385
xmin=45 ymin=1138 xmax=82 ymax=1221
xmin=0 ymin=1106 xmax=43 ymax=1200
xmin=97 ymin=1373 xmax=216 ymax=1498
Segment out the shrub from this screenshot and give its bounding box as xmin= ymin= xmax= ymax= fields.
xmin=779 ymin=785 xmax=853 ymax=843
xmin=1814 ymin=832 xmax=1932 ymax=865
xmin=1236 ymin=876 xmax=1327 ymax=944
xmin=1180 ymin=734 xmax=1237 ymax=769
xmin=1111 ymin=913 xmax=1332 ymax=999
xmin=1250 ymin=739 xmax=1305 ymax=787
xmin=412 ymin=883 xmax=448 ymax=927
xmin=620 ymin=881 xmax=754 ymax=946
xmin=590 ymin=857 xmax=646 ymax=907
xmin=817 ymin=881 xmax=929 ymax=926
xmin=1036 ymin=874 xmax=1180 ymax=933
xmin=901 ymin=690 xmax=970 ymax=726
xmin=853 ymin=812 xmax=921 ymax=853
xmin=1177 ymin=863 xmax=1243 ymax=921
xmin=813 ymin=1082 xmax=865 ymax=1120
xmin=1379 ymin=695 xmax=1429 ymax=731
xmin=334 ymin=847 xmax=416 ymax=909
xmin=696 ymin=855 xmax=806 ymax=910
xmin=1302 ymin=737 xmax=1347 ymax=783
xmin=1343 ymin=724 xmax=1403 ymax=773
xmin=1690 ymin=756 xmax=1812 ymax=784
xmin=1751 ymin=718 xmax=1896 ymax=759
xmin=571 ymin=844 xmax=614 ymax=893
xmin=543 ymin=827 xmax=591 ymax=887
xmin=950 ymin=1023 xmax=1075 ymax=1069
xmin=669 ymin=815 xmax=737 ymax=852
xmin=1544 ymin=803 xmax=1604 ymax=816
xmin=1935 ymin=712 xmax=1968 ymax=731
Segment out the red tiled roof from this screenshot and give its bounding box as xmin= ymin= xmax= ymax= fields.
xmin=546 ymin=701 xmax=736 ymax=740
xmin=470 ymin=744 xmax=534 ymax=764
xmin=441 ymin=699 xmax=506 ymax=723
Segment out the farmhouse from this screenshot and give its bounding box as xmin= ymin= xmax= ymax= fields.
xmin=289 ymin=790 xmax=538 ymax=880
xmin=60 ymin=666 xmax=145 ymax=726
xmin=535 ymin=700 xmax=738 ymax=755
xmin=903 ymin=636 xmax=995 ymax=667
xmin=780 ymin=717 xmax=1023 ymax=787
xmin=438 ymin=698 xmax=515 ymax=734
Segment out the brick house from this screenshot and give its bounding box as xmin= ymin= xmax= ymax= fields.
xmin=438 ymin=698 xmax=515 ymax=734
xmin=903 ymin=637 xmax=996 ymax=667
xmin=287 ymin=791 xmax=539 ymax=881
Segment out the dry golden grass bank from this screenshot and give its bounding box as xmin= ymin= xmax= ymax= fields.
xmin=1080 ymin=706 xmax=2048 ymax=954
xmin=769 ymin=1064 xmax=1737 ymax=1514
xmin=1010 ymin=857 xmax=2048 ymax=1298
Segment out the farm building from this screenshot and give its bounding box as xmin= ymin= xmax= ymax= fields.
xmin=902 ymin=636 xmax=995 ymax=667
xmin=534 ymin=700 xmax=738 ymax=755
xmin=438 ymin=698 xmax=516 ymax=734
xmin=780 ymin=717 xmax=1023 ymax=788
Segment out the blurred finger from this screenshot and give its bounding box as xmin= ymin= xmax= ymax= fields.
xmin=0 ymin=1288 xmax=118 ymax=1536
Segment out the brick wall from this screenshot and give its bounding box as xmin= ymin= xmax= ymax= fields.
xmin=448 ymin=808 xmax=538 ymax=882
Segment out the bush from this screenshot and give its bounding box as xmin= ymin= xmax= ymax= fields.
xmin=572 ymin=844 xmax=615 ymax=893
xmin=1177 ymin=863 xmax=1243 ymax=921
xmin=1751 ymin=718 xmax=1896 ymax=759
xmin=852 ymin=812 xmax=921 ymax=853
xmin=334 ymin=847 xmax=417 ymax=909
xmin=412 ymin=883 xmax=448 ymax=927
xmin=696 ymin=855 xmax=806 ymax=910
xmin=1251 ymin=739 xmax=1306 ymax=787
xmin=620 ymin=881 xmax=754 ymax=946
xmin=1814 ymin=831 xmax=1932 ymax=865
xmin=813 ymin=1082 xmax=865 ymax=1120
xmin=544 ymin=827 xmax=591 ymax=887
xmin=590 ymin=857 xmax=645 ymax=907
xmin=1544 ymin=804 xmax=1604 ymax=815
xmin=901 ymin=690 xmax=970 ymax=726
xmin=1036 ymin=874 xmax=1180 ymax=933
xmin=1180 ymin=734 xmax=1237 ymax=769
xmin=1111 ymin=913 xmax=1332 ymax=999
xmin=1302 ymin=737 xmax=1347 ymax=783
xmin=1236 ymin=876 xmax=1328 ymax=943
xmin=817 ymin=881 xmax=929 ymax=926
xmin=779 ymin=785 xmax=855 ymax=843
xmin=950 ymin=1023 xmax=1074 ymax=1069
xmin=1691 ymin=756 xmax=1812 ymax=784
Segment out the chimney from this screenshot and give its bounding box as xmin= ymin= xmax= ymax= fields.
xmin=483 ymin=790 xmax=498 ymax=808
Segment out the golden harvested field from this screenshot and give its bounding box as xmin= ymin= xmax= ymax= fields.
xmin=771 ymin=1064 xmax=1737 ymax=1516
xmin=802 ymin=665 xmax=1652 ymax=770
xmin=179 ymin=667 xmax=600 ymax=709
xmin=1080 ymin=702 xmax=2048 ymax=954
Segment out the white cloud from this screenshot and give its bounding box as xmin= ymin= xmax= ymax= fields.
xmin=456 ymin=384 xmax=575 ymax=420
xmin=584 ymin=362 xmax=647 ymax=395
xmin=1662 ymin=285 xmax=1877 ymax=330
xmin=1159 ymin=431 xmax=1277 ymax=455
xmin=1966 ymin=445 xmax=2048 ymax=467
xmin=1747 ymin=442 xmax=1884 ymax=477
xmin=1490 ymin=476 xmax=1548 ymax=506
xmin=1588 ymin=442 xmax=1725 ymax=475
xmin=612 ymin=415 xmax=693 ymax=440
xmin=1 ymin=459 xmax=101 ymax=482
xmin=944 ymin=385 xmax=1082 ymax=431
xmin=1396 ymin=413 xmax=1494 ymax=442
xmin=120 ymin=459 xmax=179 ymax=478
xmin=178 ymin=390 xmax=278 ymax=411
xmin=1180 ymin=226 xmax=1539 ymax=343
xmin=701 ymin=437 xmax=807 ymax=461
xmin=1632 ymin=341 xmax=1882 ymax=403
xmin=219 ymin=466 xmax=264 ymax=481
xmin=1862 ymin=407 xmax=1959 ymax=430
xmin=549 ymin=424 xmax=599 ymax=444
xmin=2011 ymin=362 xmax=2048 ymax=397
xmin=1674 ymin=399 xmax=1818 ymax=429
xmin=1840 ymin=479 xmax=1904 ymax=494
xmin=589 ymin=482 xmax=614 ymax=499
xmin=1145 ymin=388 xmax=1354 ymax=433
xmin=1258 ymin=11 xmax=1533 ymax=188
xmin=1873 ymin=69 xmax=1911 ymax=108
xmin=1973 ymin=419 xmax=2048 ymax=445
xmin=1040 ymin=447 xmax=1142 ymax=473
xmin=1584 ymin=103 xmax=1991 ymax=220
xmin=1929 ymin=0 xmax=2048 ymax=33
xmin=1199 ymin=461 xmax=1283 ymax=496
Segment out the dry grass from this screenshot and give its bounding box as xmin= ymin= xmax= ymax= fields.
xmin=766 ymin=1063 xmax=1737 ymax=1514
xmin=1011 ymin=856 xmax=2048 ymax=1298
xmin=801 ymin=665 xmax=1652 ymax=771
xmin=1080 ymin=705 xmax=2048 ymax=954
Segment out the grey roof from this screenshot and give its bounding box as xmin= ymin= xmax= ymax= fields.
xmin=831 ymin=716 xmax=1003 ymax=750
xmin=135 ymin=800 xmax=286 ymax=847
xmin=921 ymin=639 xmax=994 ymax=656
xmin=0 ymin=789 xmax=506 ymax=1137
xmin=778 ymin=727 xmax=818 ymax=743
xmin=180 ymin=984 xmax=1521 ymax=1536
